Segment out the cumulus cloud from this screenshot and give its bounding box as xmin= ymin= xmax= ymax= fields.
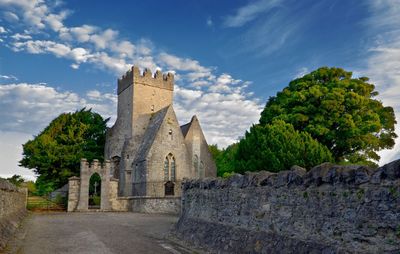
xmin=10 ymin=33 xmax=32 ymax=40
xmin=0 ymin=83 xmax=117 ymax=134
xmin=364 ymin=0 xmax=400 ymax=164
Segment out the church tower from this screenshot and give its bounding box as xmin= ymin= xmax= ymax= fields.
xmin=105 ymin=65 xmax=216 ymax=198
xmin=105 ymin=66 xmax=174 ymax=195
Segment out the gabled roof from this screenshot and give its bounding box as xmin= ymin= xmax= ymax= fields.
xmin=180 ymin=122 xmax=191 ymax=137
xmin=134 ymin=106 xmax=171 ymax=163
xmin=180 ymin=115 xmax=197 ymax=138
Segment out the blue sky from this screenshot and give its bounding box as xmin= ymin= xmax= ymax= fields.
xmin=0 ymin=0 xmax=399 ymax=179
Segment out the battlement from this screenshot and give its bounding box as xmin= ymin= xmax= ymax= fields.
xmin=80 ymin=158 xmax=110 ymax=171
xmin=117 ymin=66 xmax=174 ymax=94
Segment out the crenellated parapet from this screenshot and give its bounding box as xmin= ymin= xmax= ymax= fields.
xmin=117 ymin=66 xmax=174 ymax=94
xmin=80 ymin=158 xmax=111 ymax=173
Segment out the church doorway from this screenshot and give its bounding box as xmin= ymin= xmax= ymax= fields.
xmin=88 ymin=173 xmax=101 ymax=209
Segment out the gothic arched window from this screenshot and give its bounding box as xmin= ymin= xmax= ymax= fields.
xmin=163 ymin=153 xmax=176 ymax=182
xmin=171 ymin=157 xmax=176 ymax=181
xmin=164 ymin=157 xmax=169 ymax=181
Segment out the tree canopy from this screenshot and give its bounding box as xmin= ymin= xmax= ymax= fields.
xmin=260 ymin=67 xmax=397 ymax=166
xmin=209 ymin=144 xmax=238 ymax=177
xmin=20 ymin=108 xmax=108 ymax=190
xmin=6 ymin=174 xmax=25 ymax=187
xmin=235 ymin=120 xmax=333 ymax=173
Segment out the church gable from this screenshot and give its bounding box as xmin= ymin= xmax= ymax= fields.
xmin=183 ymin=116 xmax=217 ymax=178
xmin=142 ymin=105 xmax=191 ymax=181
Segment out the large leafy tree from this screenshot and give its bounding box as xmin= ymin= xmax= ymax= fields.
xmin=260 ymin=67 xmax=397 ymax=165
xmin=20 ymin=108 xmax=108 ymax=190
xmin=209 ymin=144 xmax=239 ymax=177
xmin=235 ymin=120 xmax=333 ymax=173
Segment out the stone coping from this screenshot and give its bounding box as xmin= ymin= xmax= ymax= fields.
xmin=116 ymin=196 xmax=181 ymax=200
xmin=182 ymin=159 xmax=400 ymax=190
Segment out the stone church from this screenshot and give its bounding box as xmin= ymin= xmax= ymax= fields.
xmin=104 ymin=66 xmax=216 ymax=198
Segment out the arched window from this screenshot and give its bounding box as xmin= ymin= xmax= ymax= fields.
xmin=194 ymin=155 xmax=199 ymax=174
xmin=171 ymin=157 xmax=176 ymax=181
xmin=164 ymin=157 xmax=169 ymax=181
xmin=89 ymin=173 xmax=101 ymax=209
xmin=163 ymin=153 xmax=176 ymax=182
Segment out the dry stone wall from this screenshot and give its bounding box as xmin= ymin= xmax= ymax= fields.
xmin=176 ymin=160 xmax=400 ymax=254
xmin=0 ymin=179 xmax=27 ymax=251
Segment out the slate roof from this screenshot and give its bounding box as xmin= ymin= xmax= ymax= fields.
xmin=134 ymin=106 xmax=170 ymax=163
xmin=180 ymin=115 xmax=197 ymax=138
xmin=180 ymin=122 xmax=191 ymax=137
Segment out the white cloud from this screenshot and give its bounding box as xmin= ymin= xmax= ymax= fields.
xmin=0 ymin=0 xmax=68 ymax=32
xmin=0 ymin=83 xmax=117 ymax=134
xmin=60 ymin=25 xmax=97 ymax=42
xmin=0 ymin=74 xmax=17 ymax=80
xmin=11 ymin=33 xmax=32 ymax=40
xmin=90 ymin=28 xmax=119 ymax=49
xmin=159 ymin=52 xmax=210 ymax=73
xmin=0 ymin=26 xmax=6 ymax=33
xmin=294 ymin=67 xmax=309 ymax=78
xmin=223 ymin=0 xmax=283 ymax=27
xmin=3 ymin=11 xmax=19 ymax=22
xmin=364 ymin=0 xmax=400 ymax=165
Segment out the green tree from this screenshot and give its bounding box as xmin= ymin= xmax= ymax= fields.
xmin=235 ymin=120 xmax=333 ymax=173
xmin=20 ymin=108 xmax=108 ymax=189
xmin=24 ymin=181 xmax=37 ymax=195
xmin=209 ymin=144 xmax=239 ymax=177
xmin=260 ymin=67 xmax=397 ymax=165
xmin=6 ymin=174 xmax=25 ymax=187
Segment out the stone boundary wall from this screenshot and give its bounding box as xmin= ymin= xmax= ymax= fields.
xmin=0 ymin=179 xmax=27 ymax=251
xmin=112 ymin=196 xmax=181 ymax=214
xmin=69 ymin=175 xmax=181 ymax=214
xmin=176 ymin=160 xmax=400 ymax=254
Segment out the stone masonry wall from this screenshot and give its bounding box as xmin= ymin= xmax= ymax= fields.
xmin=176 ymin=160 xmax=400 ymax=254
xmin=0 ymin=179 xmax=27 ymax=251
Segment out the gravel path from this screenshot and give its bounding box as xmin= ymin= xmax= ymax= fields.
xmin=3 ymin=212 xmax=195 ymax=254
